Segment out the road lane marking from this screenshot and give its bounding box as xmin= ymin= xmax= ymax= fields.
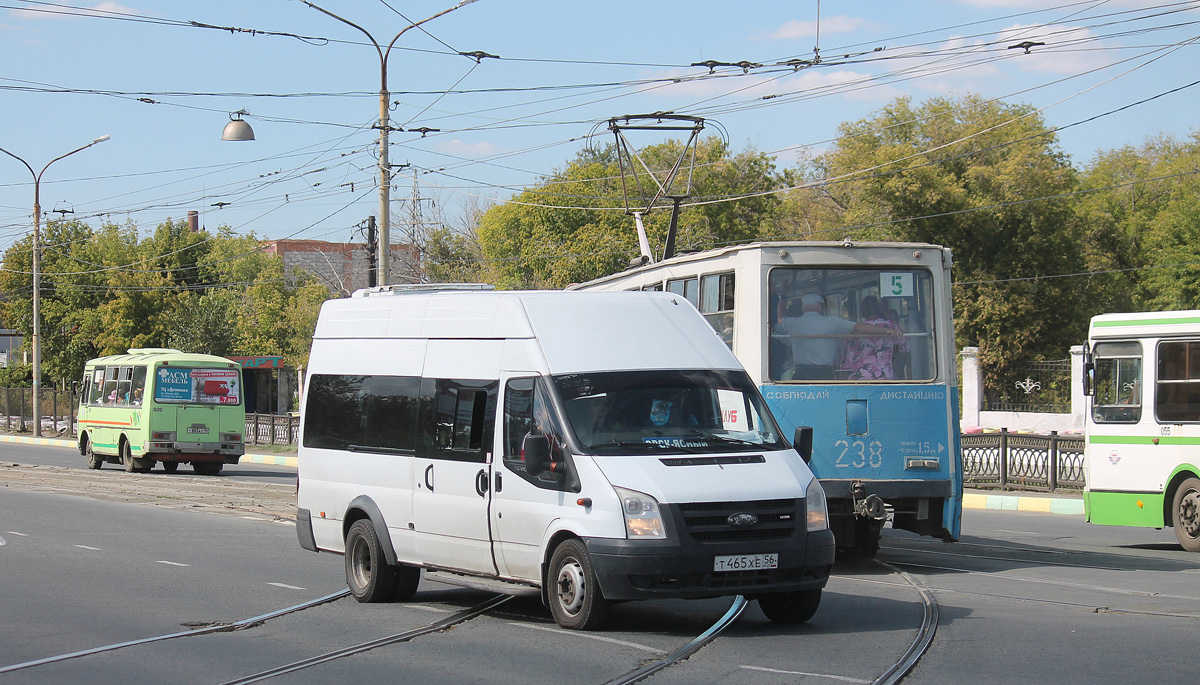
xmin=7 ymin=531 xmax=28 ymax=536
xmin=508 ymin=622 xmax=666 ymax=654
xmin=408 ymin=605 xmax=453 ymax=613
xmin=156 ymin=560 xmax=190 ymax=567
xmin=0 ymin=536 xmax=5 ymax=546
xmin=267 ymin=582 xmax=305 ymax=590
xmin=75 ymin=545 xmax=100 ymax=551
xmin=741 ymin=666 xmax=870 ymax=683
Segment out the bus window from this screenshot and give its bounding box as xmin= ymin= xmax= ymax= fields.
xmin=102 ymin=366 xmax=120 ymax=404
xmin=767 ymin=267 xmax=935 ymax=382
xmin=699 ymin=272 xmax=735 ymax=347
xmin=1092 ymin=341 xmax=1142 ymax=423
xmin=666 ymin=276 xmax=699 ymax=308
xmin=1156 ymin=340 xmax=1200 ymax=423
xmin=115 ymin=366 xmax=134 ymax=406
xmin=130 ymin=366 xmax=147 ymax=405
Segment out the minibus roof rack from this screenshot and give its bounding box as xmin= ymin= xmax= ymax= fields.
xmin=352 ymin=283 xmax=495 ymax=298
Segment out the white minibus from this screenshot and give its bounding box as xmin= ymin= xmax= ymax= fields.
xmin=296 ymin=286 xmax=835 ymax=629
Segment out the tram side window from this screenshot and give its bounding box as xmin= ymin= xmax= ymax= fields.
xmin=667 ymin=277 xmax=699 ymax=309
xmin=1091 ymin=342 xmax=1142 ymax=423
xmin=1155 ymin=341 xmax=1200 ymax=423
xmin=699 ymin=272 xmax=735 ymax=347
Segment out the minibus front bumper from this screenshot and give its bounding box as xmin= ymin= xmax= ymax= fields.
xmin=583 ymin=527 xmax=835 ymax=601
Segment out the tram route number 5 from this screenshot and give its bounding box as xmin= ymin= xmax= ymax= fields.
xmin=835 ymin=439 xmax=884 ymax=468
xmin=882 ymin=272 xmax=914 ymax=297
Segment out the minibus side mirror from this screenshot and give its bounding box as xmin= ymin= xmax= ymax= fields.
xmin=523 ymin=434 xmax=551 ymax=477
xmin=1082 ymin=343 xmax=1095 ymax=397
xmin=71 ymin=380 xmax=79 ymax=397
xmin=793 ymin=426 xmax=813 ymax=464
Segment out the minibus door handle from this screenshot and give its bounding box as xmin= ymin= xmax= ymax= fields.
xmin=475 ymin=469 xmax=489 ymax=497
xmin=425 ymin=464 xmax=435 ymax=493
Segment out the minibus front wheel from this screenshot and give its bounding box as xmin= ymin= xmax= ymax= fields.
xmin=548 ymin=539 xmax=610 ymax=630
xmin=758 ymin=588 xmax=822 ymax=624
xmin=83 ymin=437 xmax=103 ymax=470
xmin=345 ymin=520 xmax=396 ymax=602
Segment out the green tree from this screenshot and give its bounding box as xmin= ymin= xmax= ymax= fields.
xmin=476 ymin=139 xmax=786 ymax=289
xmin=812 ymin=94 xmax=1092 ymax=395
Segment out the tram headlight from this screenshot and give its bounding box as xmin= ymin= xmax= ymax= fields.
xmin=806 ymin=478 xmax=829 ymax=532
xmin=614 ymin=486 xmax=666 ymax=539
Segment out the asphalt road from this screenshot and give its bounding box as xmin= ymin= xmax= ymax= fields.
xmin=2 ymin=441 xmax=1198 ymax=683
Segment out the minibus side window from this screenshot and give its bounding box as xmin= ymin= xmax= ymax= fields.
xmin=363 ymin=376 xmax=420 ymax=452
xmin=419 ymin=378 xmax=496 ymax=463
xmin=130 ymin=366 xmax=147 ymax=406
xmin=502 ymin=377 xmax=573 ymax=491
xmin=302 ymin=374 xmax=368 ymax=450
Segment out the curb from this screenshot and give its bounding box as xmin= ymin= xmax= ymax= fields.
xmin=963 ymin=492 xmax=1084 ymax=516
xmin=1 ymin=433 xmax=297 ymax=468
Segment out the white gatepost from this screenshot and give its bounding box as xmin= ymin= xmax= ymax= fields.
xmin=1069 ymin=345 xmax=1085 ymax=423
xmin=961 ymin=347 xmax=981 ymax=428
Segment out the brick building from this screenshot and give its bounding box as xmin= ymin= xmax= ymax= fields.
xmin=263 ymin=239 xmax=420 ymax=296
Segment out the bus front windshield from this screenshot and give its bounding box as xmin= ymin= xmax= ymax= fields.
xmin=768 ymin=266 xmax=936 ymax=382
xmin=552 ymin=369 xmax=786 ymax=455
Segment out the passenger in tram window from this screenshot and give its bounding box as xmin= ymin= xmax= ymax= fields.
xmin=775 ymin=293 xmax=899 ymax=380
xmin=841 ymin=296 xmax=909 ymax=381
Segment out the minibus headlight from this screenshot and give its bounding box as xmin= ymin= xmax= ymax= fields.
xmin=613 ymin=486 xmax=666 ymax=539
xmin=806 ymin=478 xmax=829 ymax=532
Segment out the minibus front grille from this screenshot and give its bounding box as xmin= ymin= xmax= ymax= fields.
xmin=675 ymin=499 xmax=799 ymax=543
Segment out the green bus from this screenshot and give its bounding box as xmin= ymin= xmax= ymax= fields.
xmin=76 ymin=348 xmax=246 ymax=475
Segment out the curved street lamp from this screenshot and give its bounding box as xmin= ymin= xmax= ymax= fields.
xmin=299 ymin=0 xmax=478 ymax=286
xmin=0 ymin=134 xmax=110 ymax=436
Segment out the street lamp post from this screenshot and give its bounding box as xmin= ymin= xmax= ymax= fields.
xmin=300 ymin=0 xmax=477 ymax=287
xmin=0 ymin=135 xmax=110 ymax=437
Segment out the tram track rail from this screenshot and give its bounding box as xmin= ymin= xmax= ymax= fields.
xmin=1 ymin=562 xmax=942 ymax=684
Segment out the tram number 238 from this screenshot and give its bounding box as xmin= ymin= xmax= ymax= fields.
xmin=834 ymin=439 xmax=884 ymax=468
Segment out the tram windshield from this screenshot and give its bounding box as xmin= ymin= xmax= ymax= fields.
xmin=768 ymin=267 xmax=936 ymax=382
xmin=552 ymin=369 xmax=787 ymax=455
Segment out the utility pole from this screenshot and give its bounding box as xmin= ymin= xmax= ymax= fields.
xmin=365 ymin=216 xmax=378 ymax=288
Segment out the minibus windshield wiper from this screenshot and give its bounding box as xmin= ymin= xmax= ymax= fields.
xmin=698 ymin=434 xmax=763 ymax=447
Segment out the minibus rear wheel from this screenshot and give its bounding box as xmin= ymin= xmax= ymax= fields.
xmin=84 ymin=439 xmax=103 ymax=470
xmin=345 ymin=520 xmax=396 ymax=602
xmin=548 ymin=539 xmax=610 ymax=630
xmin=1172 ymin=477 xmax=1200 ymax=552
xmin=758 ymin=588 xmax=822 ymax=624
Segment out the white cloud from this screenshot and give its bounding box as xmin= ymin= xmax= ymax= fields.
xmin=767 ymin=15 xmax=865 ymax=41
xmin=437 ymin=139 xmax=501 ymax=157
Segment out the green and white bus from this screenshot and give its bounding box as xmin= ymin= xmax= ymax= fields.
xmin=76 ymin=348 xmax=246 ymax=475
xmin=1084 ymin=311 xmax=1200 ymax=551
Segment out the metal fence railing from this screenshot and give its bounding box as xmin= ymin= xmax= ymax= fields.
xmin=1 ymin=386 xmax=77 ymax=437
xmin=961 ymin=428 xmax=1085 ymax=491
xmin=985 ymin=359 xmax=1072 ymax=413
xmin=245 ymin=413 xmax=300 ymax=446
xmin=0 ymin=387 xmax=299 ymax=447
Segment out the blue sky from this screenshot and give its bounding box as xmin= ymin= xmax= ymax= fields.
xmin=2 ymin=0 xmax=1198 ymax=254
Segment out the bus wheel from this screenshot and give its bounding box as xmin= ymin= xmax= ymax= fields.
xmin=390 ymin=564 xmax=421 ymax=602
xmin=85 ymin=439 xmax=103 ymax=470
xmin=162 ymin=461 xmax=179 ymax=473
xmin=1172 ymin=477 xmax=1200 ymax=552
xmin=193 ymin=462 xmax=222 ymax=476
xmin=345 ymin=520 xmax=396 ymax=603
xmin=759 ymin=588 xmax=822 ymax=624
xmin=548 ymin=539 xmax=610 ymax=630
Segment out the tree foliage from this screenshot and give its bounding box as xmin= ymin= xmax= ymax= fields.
xmin=813 ymin=94 xmax=1095 ymax=392
xmin=0 ymin=218 xmax=331 ymax=386
xmin=476 ymin=138 xmax=786 ymax=288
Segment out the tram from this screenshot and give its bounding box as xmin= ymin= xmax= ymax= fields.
xmin=571 ymin=241 xmax=963 ymax=554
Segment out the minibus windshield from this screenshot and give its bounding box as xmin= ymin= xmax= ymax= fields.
xmin=552 ymin=369 xmax=786 ymax=454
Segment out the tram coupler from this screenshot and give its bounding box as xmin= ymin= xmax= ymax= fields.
xmin=850 ymin=480 xmax=888 ymax=521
